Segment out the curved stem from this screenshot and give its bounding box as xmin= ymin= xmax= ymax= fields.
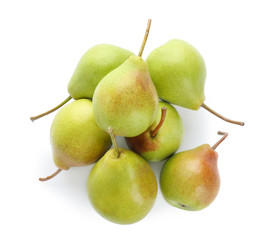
xmin=30 ymin=96 xmax=72 ymax=121
xmin=108 ymin=127 xmax=120 ymax=158
xmin=138 ymin=19 xmax=152 ymax=57
xmin=39 ymin=168 xmax=62 ymax=182
xmin=201 ymin=103 xmax=245 ymax=126
xmin=212 ymin=131 xmax=229 ymax=150
xmin=151 ymin=107 xmax=167 ymax=137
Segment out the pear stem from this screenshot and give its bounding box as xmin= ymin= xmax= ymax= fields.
xmin=39 ymin=168 xmax=62 ymax=182
xmin=30 ymin=96 xmax=72 ymax=121
xmin=212 ymin=131 xmax=229 ymax=150
xmin=201 ymin=103 xmax=245 ymax=126
xmin=151 ymin=107 xmax=167 ymax=137
xmin=138 ymin=19 xmax=152 ymax=57
xmin=108 ymin=127 xmax=120 ymax=158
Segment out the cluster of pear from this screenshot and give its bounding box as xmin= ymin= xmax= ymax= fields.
xmin=31 ymin=19 xmax=244 ymax=224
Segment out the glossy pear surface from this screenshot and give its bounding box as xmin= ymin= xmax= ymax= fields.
xmin=160 ymin=144 xmax=220 ymax=211
xmin=146 ymin=39 xmax=206 ymax=110
xmin=87 ymin=148 xmax=158 ymax=224
xmin=93 ymin=55 xmax=159 ymax=137
xmin=50 ymin=99 xmax=112 ymax=170
xmin=126 ymin=101 xmax=184 ymax=162
xmin=68 ymin=44 xmax=133 ymax=99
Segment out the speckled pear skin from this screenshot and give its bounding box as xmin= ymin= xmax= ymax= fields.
xmin=93 ymin=55 xmax=159 ymax=137
xmin=87 ymin=148 xmax=158 ymax=224
xmin=125 ymin=101 xmax=184 ymax=162
xmin=160 ymin=144 xmax=220 ymax=211
xmin=50 ymin=99 xmax=112 ymax=170
xmin=146 ymin=39 xmax=206 ymax=110
xmin=68 ymin=44 xmax=133 ymax=99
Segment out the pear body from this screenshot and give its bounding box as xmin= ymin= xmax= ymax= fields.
xmin=126 ymin=101 xmax=184 ymax=162
xmin=146 ymin=39 xmax=206 ymax=110
xmin=93 ymin=55 xmax=159 ymax=137
xmin=50 ymin=99 xmax=112 ymax=170
xmin=68 ymin=44 xmax=133 ymax=99
xmin=160 ymin=144 xmax=220 ymax=211
xmin=87 ymin=148 xmax=158 ymax=224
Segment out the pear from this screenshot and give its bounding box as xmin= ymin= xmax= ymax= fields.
xmin=87 ymin=127 xmax=158 ymax=224
xmin=125 ymin=101 xmax=184 ymax=162
xmin=146 ymin=39 xmax=244 ymax=126
xmin=160 ymin=131 xmax=228 ymax=211
xmin=68 ymin=44 xmax=133 ymax=99
xmin=30 ymin=44 xmax=133 ymax=121
xmin=39 ymin=99 xmax=112 ymax=181
xmin=93 ymin=19 xmax=158 ymax=137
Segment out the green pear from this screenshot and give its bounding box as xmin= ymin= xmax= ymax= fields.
xmin=30 ymin=44 xmax=133 ymax=121
xmin=39 ymin=99 xmax=112 ymax=181
xmin=87 ymin=128 xmax=157 ymax=224
xmin=146 ymin=39 xmax=244 ymax=126
xmin=68 ymin=44 xmax=133 ymax=99
xmin=160 ymin=132 xmax=228 ymax=211
xmin=125 ymin=101 xmax=184 ymax=162
xmin=147 ymin=39 xmax=206 ymax=110
xmin=92 ymin=19 xmax=159 ymax=137
xmin=93 ymin=56 xmax=158 ymax=137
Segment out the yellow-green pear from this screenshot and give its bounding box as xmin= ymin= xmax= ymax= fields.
xmin=147 ymin=39 xmax=206 ymax=110
xmin=93 ymin=19 xmax=159 ymax=137
xmin=39 ymin=99 xmax=112 ymax=181
xmin=126 ymin=101 xmax=184 ymax=162
xmin=147 ymin=39 xmax=244 ymax=126
xmin=68 ymin=44 xmax=133 ymax=99
xmin=160 ymin=132 xmax=228 ymax=211
xmin=87 ymin=128 xmax=158 ymax=224
xmin=30 ymin=44 xmax=133 ymax=121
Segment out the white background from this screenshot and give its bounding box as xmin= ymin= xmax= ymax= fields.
xmin=1 ymin=0 xmax=275 ymax=239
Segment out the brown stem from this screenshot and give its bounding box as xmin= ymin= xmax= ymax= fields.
xmin=108 ymin=127 xmax=120 ymax=158
xmin=151 ymin=107 xmax=167 ymax=137
xmin=138 ymin=19 xmax=152 ymax=57
xmin=39 ymin=168 xmax=62 ymax=182
xmin=212 ymin=131 xmax=229 ymax=150
xmin=201 ymin=103 xmax=244 ymax=126
xmin=30 ymin=96 xmax=72 ymax=121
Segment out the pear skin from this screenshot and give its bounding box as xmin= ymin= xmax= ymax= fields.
xmin=93 ymin=55 xmax=159 ymax=137
xmin=146 ymin=39 xmax=206 ymax=110
xmin=126 ymin=101 xmax=184 ymax=162
xmin=50 ymin=99 xmax=112 ymax=170
xmin=68 ymin=44 xmax=133 ymax=99
xmin=160 ymin=144 xmax=220 ymax=211
xmin=87 ymin=148 xmax=158 ymax=224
